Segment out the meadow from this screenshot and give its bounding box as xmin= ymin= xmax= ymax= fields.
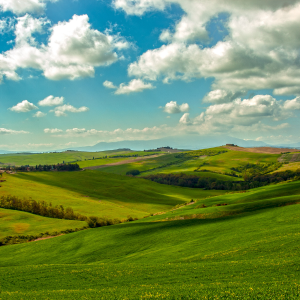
xmin=0 ymin=181 xmax=300 ymax=299
xmin=0 ymin=171 xmax=225 ymax=220
xmin=0 ymin=150 xmax=153 ymax=167
xmin=0 ymin=147 xmax=300 ymax=299
xmin=0 ymin=208 xmax=85 ymax=239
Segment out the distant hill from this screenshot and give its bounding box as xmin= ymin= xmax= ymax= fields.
xmin=68 ymin=135 xmax=270 ymax=152
xmin=0 ymin=150 xmax=17 ymax=154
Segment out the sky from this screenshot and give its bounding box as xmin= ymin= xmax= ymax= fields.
xmin=1 ymin=0 xmax=300 ymax=151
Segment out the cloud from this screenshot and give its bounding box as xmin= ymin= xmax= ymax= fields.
xmin=104 ymin=79 xmax=155 ymax=94
xmin=283 ymin=97 xmax=300 ymax=110
xmin=274 ymin=87 xmax=300 ymax=96
xmin=9 ymin=100 xmax=38 ymax=112
xmin=0 ymin=128 xmax=29 ymax=134
xmin=38 ymin=95 xmax=64 ymax=106
xmin=115 ymin=79 xmax=155 ymax=94
xmin=179 ymin=112 xmax=204 ymax=125
xmin=103 ymin=80 xmax=117 ymax=89
xmin=44 ymin=128 xmax=63 ymax=133
xmin=0 ymin=0 xmax=58 ymax=15
xmin=163 ymin=101 xmax=189 ymax=114
xmin=51 ymin=104 xmax=89 ymax=117
xmin=33 ymin=111 xmax=46 ymax=117
xmin=119 ymin=1 xmax=300 ymax=96
xmin=179 ymin=113 xmax=191 ymax=125
xmin=203 ymin=90 xmax=245 ymax=104
xmin=66 ymin=128 xmax=87 ymax=134
xmin=113 ymin=0 xmax=166 ymax=16
xmin=0 ymin=17 xmax=15 ymax=35
xmin=53 ymin=125 xmax=176 ymax=141
xmin=205 ymin=95 xmax=284 ymax=123
xmin=0 ymin=14 xmax=129 ymax=82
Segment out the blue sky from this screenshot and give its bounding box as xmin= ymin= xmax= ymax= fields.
xmin=1 ymin=0 xmax=300 ymax=150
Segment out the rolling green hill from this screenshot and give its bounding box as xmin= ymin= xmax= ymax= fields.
xmin=0 ymin=150 xmax=142 ymax=167
xmin=1 ymin=148 xmax=300 ymax=299
xmin=0 ymin=181 xmax=299 ymax=299
xmin=0 ymin=208 xmax=85 ymax=239
xmin=0 ymin=171 xmax=225 ymax=220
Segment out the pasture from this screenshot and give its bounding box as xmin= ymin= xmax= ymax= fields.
xmin=0 ymin=208 xmax=85 ymax=239
xmin=1 ymin=148 xmax=300 ymax=299
xmin=0 ymin=181 xmax=300 ymax=299
xmin=0 ymin=171 xmax=226 ymax=220
xmin=0 ymin=150 xmax=150 ymax=167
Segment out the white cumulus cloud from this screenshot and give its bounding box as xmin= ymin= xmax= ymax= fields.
xmin=9 ymin=100 xmax=38 ymax=112
xmin=0 ymin=128 xmax=29 ymax=134
xmin=283 ymin=97 xmax=300 ymax=110
xmin=44 ymin=128 xmax=63 ymax=133
xmin=119 ymin=0 xmax=300 ymax=96
xmin=104 ymin=79 xmax=155 ymax=94
xmin=103 ymin=80 xmax=117 ymax=89
xmin=0 ymin=14 xmax=129 ymax=82
xmin=163 ymin=101 xmax=189 ymax=114
xmin=38 ymin=95 xmax=64 ymax=106
xmin=51 ymin=104 xmax=89 ymax=117
xmin=33 ymin=111 xmax=46 ymax=117
xmin=0 ymin=0 xmax=58 ymax=15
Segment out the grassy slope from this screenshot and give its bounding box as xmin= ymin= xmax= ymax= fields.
xmin=0 ymin=171 xmax=225 ymax=220
xmin=99 ymin=153 xmax=183 ymax=175
xmin=0 ymin=181 xmax=300 ymax=298
xmin=196 ymin=150 xmax=280 ymax=173
xmin=0 ymin=150 xmax=135 ymax=167
xmin=101 ymin=150 xmax=280 ymax=183
xmin=0 ymin=208 xmax=85 ymax=239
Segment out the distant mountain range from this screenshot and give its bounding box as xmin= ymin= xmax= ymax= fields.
xmin=1 ymin=135 xmax=299 ymax=154
xmin=66 ymin=135 xmax=271 ymax=152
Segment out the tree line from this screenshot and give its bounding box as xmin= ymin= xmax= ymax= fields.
xmin=0 ymin=195 xmax=87 ymax=221
xmin=143 ymin=169 xmax=300 ymax=190
xmin=0 ymin=195 xmax=139 ymax=246
xmin=3 ymin=163 xmax=80 ymax=172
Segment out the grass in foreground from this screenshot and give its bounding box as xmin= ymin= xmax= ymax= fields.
xmin=0 ymin=181 xmax=299 ymax=299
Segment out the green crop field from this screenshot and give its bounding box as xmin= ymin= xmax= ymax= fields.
xmin=1 ymin=148 xmax=300 ymax=299
xmin=195 ymin=150 xmax=280 ymax=174
xmin=0 ymin=171 xmax=225 ymax=220
xmin=100 ymin=149 xmax=281 ymax=182
xmin=0 ymin=181 xmax=300 ymax=299
xmin=99 ymin=153 xmax=185 ymax=174
xmin=0 ymin=150 xmax=136 ymax=167
xmin=76 ymin=152 xmax=161 ymax=168
xmin=0 ymin=208 xmax=85 ymax=239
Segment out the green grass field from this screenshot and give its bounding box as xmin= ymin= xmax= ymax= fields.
xmin=1 ymin=148 xmax=300 ymax=299
xmin=99 ymin=153 xmax=185 ymax=174
xmin=100 ymin=150 xmax=280 ymax=182
xmin=0 ymin=150 xmax=150 ymax=167
xmin=0 ymin=208 xmax=85 ymax=239
xmin=0 ymin=171 xmax=225 ymax=220
xmin=0 ymin=181 xmax=300 ymax=299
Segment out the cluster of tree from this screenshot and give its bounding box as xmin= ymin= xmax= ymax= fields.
xmin=174 ymin=149 xmax=228 ymax=159
xmin=110 ymin=152 xmax=159 ymax=159
xmin=86 ymin=215 xmax=137 ymax=228
xmin=144 ymin=169 xmax=300 ymax=190
xmin=0 ymin=227 xmax=87 ymax=246
xmin=126 ymin=169 xmax=140 ymax=176
xmin=0 ymin=195 xmax=87 ymax=221
xmin=3 ymin=163 xmax=80 ymax=172
xmin=0 ymin=195 xmax=139 ymax=236
xmin=230 ymin=162 xmax=282 ymax=180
